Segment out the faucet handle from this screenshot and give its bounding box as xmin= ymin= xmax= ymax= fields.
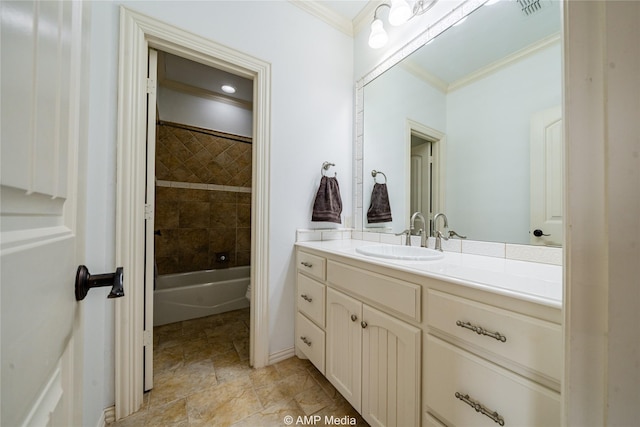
xmin=395 ymin=229 xmax=412 ymax=246
xmin=436 ymin=230 xmax=450 ymax=241
xmin=448 ymin=230 xmax=467 ymax=239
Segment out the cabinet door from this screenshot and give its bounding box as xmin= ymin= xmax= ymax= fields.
xmin=326 ymin=288 xmax=363 ymax=412
xmin=362 ymin=305 xmax=421 ymax=427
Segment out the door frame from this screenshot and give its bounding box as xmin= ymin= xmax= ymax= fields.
xmin=404 ymin=119 xmax=445 ymax=228
xmin=115 ymin=7 xmax=271 ymax=419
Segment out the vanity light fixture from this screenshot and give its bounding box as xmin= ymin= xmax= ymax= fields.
xmin=368 ymin=0 xmax=439 ymax=49
xmin=221 ymin=84 xmax=236 ymax=94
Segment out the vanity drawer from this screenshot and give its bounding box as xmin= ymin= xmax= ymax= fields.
xmin=327 ymin=260 xmax=421 ymax=322
xmin=297 ymin=251 xmax=326 ymax=281
xmin=297 ymin=273 xmax=325 ymax=327
xmin=425 ymin=335 xmax=560 ymax=427
xmin=427 ymin=289 xmax=562 ymax=382
xmin=296 ymin=312 xmax=325 ymax=374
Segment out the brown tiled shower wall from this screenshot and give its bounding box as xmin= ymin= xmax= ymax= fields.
xmin=154 ymin=123 xmax=252 ymax=274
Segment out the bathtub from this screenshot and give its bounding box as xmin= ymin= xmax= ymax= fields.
xmin=154 ymin=266 xmax=250 ymax=326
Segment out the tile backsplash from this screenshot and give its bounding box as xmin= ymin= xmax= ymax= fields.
xmin=297 ymin=229 xmax=562 ymax=266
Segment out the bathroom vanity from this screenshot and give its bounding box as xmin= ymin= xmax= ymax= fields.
xmin=294 ymin=239 xmax=562 ymax=427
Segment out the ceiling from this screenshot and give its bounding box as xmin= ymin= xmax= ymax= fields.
xmin=158 ymin=1 xmax=560 ymax=107
xmin=157 ymin=1 xmax=372 ymax=107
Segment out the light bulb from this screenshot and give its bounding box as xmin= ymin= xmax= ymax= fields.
xmin=368 ymin=19 xmax=388 ymax=49
xmin=388 ymin=0 xmax=412 ymax=26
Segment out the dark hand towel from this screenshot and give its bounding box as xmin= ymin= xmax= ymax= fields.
xmin=312 ymin=176 xmax=342 ymax=224
xmin=367 ymin=183 xmax=392 ymax=223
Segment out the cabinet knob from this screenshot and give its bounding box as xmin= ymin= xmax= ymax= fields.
xmin=351 ymin=314 xmax=358 ymax=322
xmin=361 ymin=321 xmax=368 ymax=329
xmin=300 ymin=336 xmax=312 ymax=347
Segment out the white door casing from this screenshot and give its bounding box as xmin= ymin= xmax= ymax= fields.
xmin=143 ymin=48 xmax=158 ymax=392
xmin=530 ymin=106 xmax=563 ymax=246
xmin=405 ymin=120 xmax=445 ymax=230
xmin=1 ymin=1 xmax=90 ymax=425
xmin=116 ymin=7 xmax=271 ymax=419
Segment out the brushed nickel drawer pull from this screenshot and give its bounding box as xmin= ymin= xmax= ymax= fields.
xmin=351 ymin=314 xmax=358 ymax=322
xmin=455 ymin=392 xmax=505 ymax=426
xmin=300 ymin=294 xmax=313 ymax=302
xmin=456 ymin=320 xmax=507 ymax=342
xmin=300 ymin=336 xmax=312 ymax=346
xmin=300 ymin=261 xmax=313 ymax=268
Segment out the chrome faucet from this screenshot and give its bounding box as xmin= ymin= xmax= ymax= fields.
xmin=410 ymin=212 xmax=428 ymax=248
xmin=395 ymin=229 xmax=412 ymax=246
xmin=432 ymin=212 xmax=449 ymax=252
xmin=431 ymin=212 xmax=449 ymax=237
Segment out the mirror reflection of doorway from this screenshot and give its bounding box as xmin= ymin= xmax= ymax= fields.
xmin=410 ymin=129 xmax=441 ymax=235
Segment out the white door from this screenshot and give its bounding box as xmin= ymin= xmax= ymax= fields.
xmin=530 ymin=106 xmax=563 ymax=246
xmin=1 ymin=1 xmax=90 ymax=426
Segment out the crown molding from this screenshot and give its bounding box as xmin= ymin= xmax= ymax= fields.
xmin=401 ymin=58 xmax=449 ymax=93
xmin=288 ymin=0 xmax=355 ymax=36
xmin=448 ymin=32 xmax=561 ymax=92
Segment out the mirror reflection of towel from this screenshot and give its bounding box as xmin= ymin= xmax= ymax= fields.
xmin=312 ymin=176 xmax=342 ymax=224
xmin=367 ymin=183 xmax=392 ymax=223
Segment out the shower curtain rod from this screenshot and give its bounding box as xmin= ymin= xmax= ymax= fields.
xmin=157 ymin=120 xmax=252 ymax=144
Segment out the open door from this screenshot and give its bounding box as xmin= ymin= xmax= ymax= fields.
xmin=1 ymin=1 xmax=90 ymax=425
xmin=144 ymin=48 xmax=158 ymax=391
xmin=530 ymin=106 xmax=563 ymax=246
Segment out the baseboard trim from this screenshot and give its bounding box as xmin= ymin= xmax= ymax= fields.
xmin=268 ymin=347 xmax=295 ymax=365
xmin=102 ymin=406 xmax=115 ymax=426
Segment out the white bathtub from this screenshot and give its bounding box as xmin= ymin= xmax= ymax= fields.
xmin=154 ymin=266 xmax=250 ymax=326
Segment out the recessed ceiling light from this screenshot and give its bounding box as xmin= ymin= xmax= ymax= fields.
xmin=221 ymin=85 xmax=236 ymax=94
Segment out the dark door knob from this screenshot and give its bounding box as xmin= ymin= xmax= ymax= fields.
xmin=533 ymin=229 xmax=550 ymax=237
xmin=75 ymin=265 xmax=124 ymax=301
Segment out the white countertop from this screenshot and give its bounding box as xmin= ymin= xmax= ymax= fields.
xmin=296 ymin=239 xmax=563 ymax=309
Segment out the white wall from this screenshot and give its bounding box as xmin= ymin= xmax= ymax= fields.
xmin=157 ymin=87 xmax=253 ymax=138
xmin=83 ymin=3 xmax=119 ymax=426
xmin=446 ymin=43 xmax=561 ymax=243
xmin=84 ymin=1 xmax=353 ymax=424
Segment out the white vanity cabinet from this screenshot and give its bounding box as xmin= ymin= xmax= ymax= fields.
xmin=294 ymin=243 xmax=562 ymax=427
xmin=295 ymin=251 xmax=327 ymax=374
xmin=326 ymin=287 xmax=421 ymax=427
xmin=424 ymin=289 xmax=562 ymax=426
xmin=296 ymin=249 xmax=422 ymax=427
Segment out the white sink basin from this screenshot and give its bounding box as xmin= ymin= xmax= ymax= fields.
xmin=355 ymin=245 xmax=444 ymax=261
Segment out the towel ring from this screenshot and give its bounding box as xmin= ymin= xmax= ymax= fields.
xmin=322 ymin=161 xmax=337 ymax=177
xmin=371 ymin=170 xmax=387 ymax=184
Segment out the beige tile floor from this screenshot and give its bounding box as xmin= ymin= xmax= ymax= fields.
xmin=108 ymin=308 xmax=368 ymax=427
